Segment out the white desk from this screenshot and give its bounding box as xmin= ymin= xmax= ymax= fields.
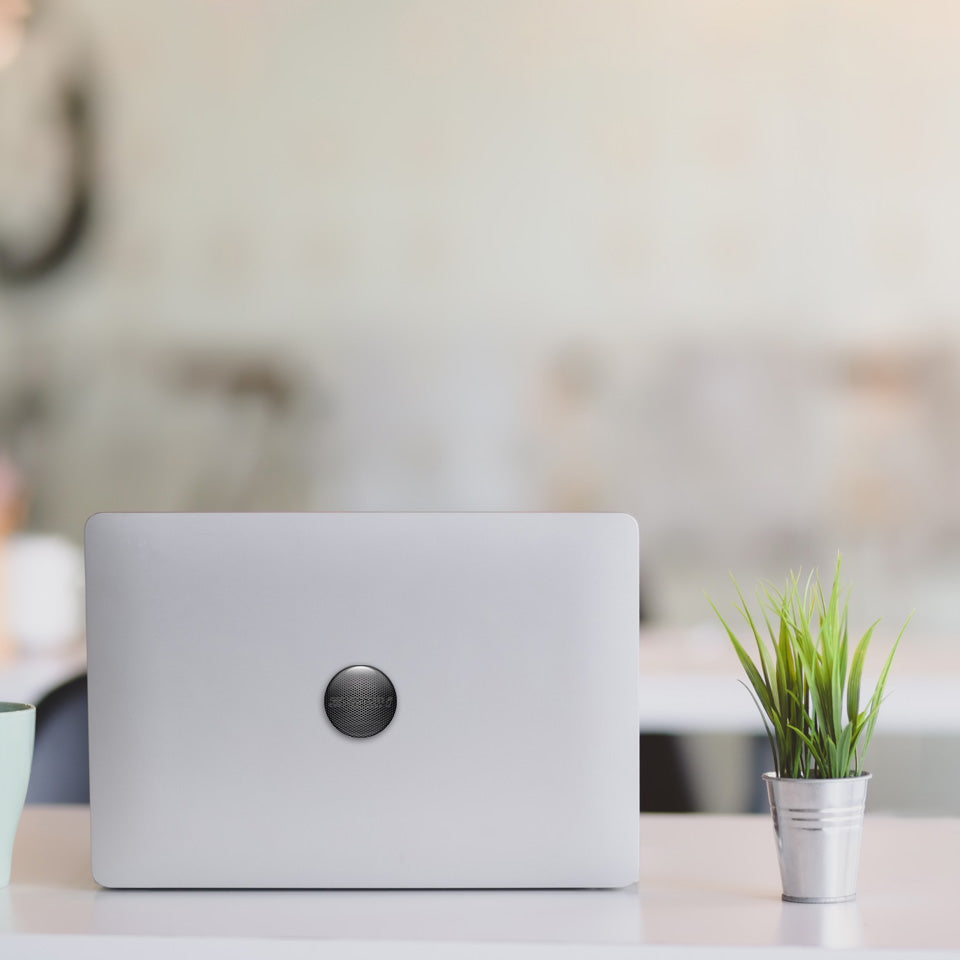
xmin=1 ymin=807 xmax=958 ymax=957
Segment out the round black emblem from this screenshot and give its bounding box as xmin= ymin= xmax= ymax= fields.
xmin=323 ymin=665 xmax=397 ymax=738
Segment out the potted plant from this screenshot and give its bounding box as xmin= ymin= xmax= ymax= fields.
xmin=709 ymin=555 xmax=910 ymax=903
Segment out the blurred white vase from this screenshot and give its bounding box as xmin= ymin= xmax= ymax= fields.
xmin=4 ymin=535 xmax=84 ymax=655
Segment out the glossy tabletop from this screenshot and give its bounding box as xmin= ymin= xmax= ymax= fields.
xmin=2 ymin=807 xmax=958 ymax=957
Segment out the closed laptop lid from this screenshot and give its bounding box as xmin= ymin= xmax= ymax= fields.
xmin=85 ymin=512 xmax=639 ymax=888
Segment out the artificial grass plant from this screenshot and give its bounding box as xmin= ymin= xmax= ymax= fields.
xmin=709 ymin=555 xmax=910 ymax=779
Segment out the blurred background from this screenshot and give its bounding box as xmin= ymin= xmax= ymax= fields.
xmin=1 ymin=0 xmax=958 ymax=811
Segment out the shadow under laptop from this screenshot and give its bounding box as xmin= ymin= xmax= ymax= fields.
xmin=89 ymin=886 xmax=644 ymax=944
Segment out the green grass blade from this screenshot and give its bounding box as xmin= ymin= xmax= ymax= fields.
xmin=861 ymin=612 xmax=912 ymax=757
xmin=733 ymin=579 xmax=778 ymax=707
xmin=788 ymin=722 xmax=828 ymax=776
xmin=707 ymin=597 xmax=777 ymax=721
xmin=847 ymin=620 xmax=880 ymax=724
xmin=739 ymin=680 xmax=781 ymax=776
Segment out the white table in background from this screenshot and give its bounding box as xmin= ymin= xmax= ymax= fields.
xmin=637 ymin=627 xmax=960 ymax=735
xmin=2 ymin=628 xmax=956 ymax=736
xmin=1 ymin=807 xmax=958 ymax=958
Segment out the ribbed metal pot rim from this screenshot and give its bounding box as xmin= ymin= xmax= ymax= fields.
xmin=762 ymin=772 xmax=872 ymax=784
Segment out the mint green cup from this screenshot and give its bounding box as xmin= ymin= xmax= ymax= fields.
xmin=0 ymin=703 xmax=35 ymax=887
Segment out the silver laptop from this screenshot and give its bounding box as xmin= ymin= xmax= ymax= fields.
xmin=84 ymin=513 xmax=639 ymax=888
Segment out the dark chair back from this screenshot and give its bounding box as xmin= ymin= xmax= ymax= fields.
xmin=26 ymin=672 xmax=89 ymax=804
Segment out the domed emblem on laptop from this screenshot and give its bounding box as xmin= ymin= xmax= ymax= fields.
xmin=323 ymin=665 xmax=397 ymax=738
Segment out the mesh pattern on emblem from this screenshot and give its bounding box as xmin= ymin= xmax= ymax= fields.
xmin=324 ymin=666 xmax=397 ymax=738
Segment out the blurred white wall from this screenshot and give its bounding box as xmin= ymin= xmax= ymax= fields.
xmin=18 ymin=0 xmax=960 ymax=340
xmin=1 ymin=0 xmax=960 ymax=634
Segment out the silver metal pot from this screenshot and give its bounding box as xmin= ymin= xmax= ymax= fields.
xmin=763 ymin=772 xmax=871 ymax=903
